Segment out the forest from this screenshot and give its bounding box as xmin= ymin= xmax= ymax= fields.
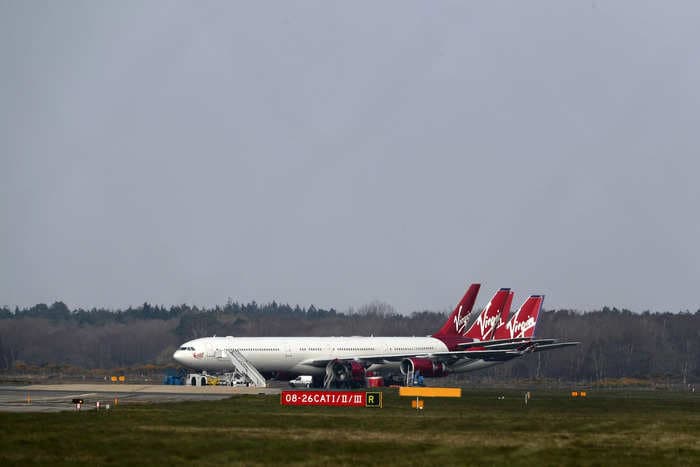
xmin=0 ymin=301 xmax=698 ymax=384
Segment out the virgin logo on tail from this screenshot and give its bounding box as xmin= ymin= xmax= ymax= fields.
xmin=476 ymin=312 xmax=501 ymax=339
xmin=453 ymin=305 xmax=471 ymax=334
xmin=433 ymin=283 xmax=480 ymax=339
xmin=506 ymin=316 xmax=536 ymax=338
xmin=462 ymin=288 xmax=510 ymax=340
xmin=502 ymin=295 xmax=543 ymax=339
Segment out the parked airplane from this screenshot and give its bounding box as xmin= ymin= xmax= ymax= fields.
xmin=172 ymin=284 xmax=578 ymax=387
xmin=435 ymin=292 xmax=578 ymax=374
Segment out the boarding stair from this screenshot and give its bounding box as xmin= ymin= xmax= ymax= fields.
xmin=405 ymin=367 xmax=415 ymax=387
xmin=215 ymin=349 xmax=267 ymax=387
xmin=323 ymin=366 xmax=334 ymax=389
xmin=324 ymin=361 xmax=345 ymax=389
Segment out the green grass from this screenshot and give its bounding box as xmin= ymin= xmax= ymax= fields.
xmin=1 ymin=389 xmax=698 ymax=466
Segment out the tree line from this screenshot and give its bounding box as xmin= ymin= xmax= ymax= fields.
xmin=0 ymin=301 xmax=698 ymax=383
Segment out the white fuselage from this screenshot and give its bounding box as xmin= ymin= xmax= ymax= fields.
xmin=173 ymin=336 xmax=450 ymax=376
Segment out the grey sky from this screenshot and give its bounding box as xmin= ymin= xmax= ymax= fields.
xmin=2 ymin=1 xmax=699 ymax=313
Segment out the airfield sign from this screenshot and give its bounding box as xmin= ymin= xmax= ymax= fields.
xmin=281 ymin=391 xmax=382 ymax=408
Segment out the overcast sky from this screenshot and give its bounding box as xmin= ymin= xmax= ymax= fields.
xmin=2 ymin=1 xmax=699 ymax=314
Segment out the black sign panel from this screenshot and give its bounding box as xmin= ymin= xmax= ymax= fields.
xmin=365 ymin=392 xmax=382 ymax=408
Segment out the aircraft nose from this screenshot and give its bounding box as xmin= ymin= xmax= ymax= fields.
xmin=173 ymin=350 xmax=185 ymax=365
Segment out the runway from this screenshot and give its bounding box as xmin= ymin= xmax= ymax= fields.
xmin=0 ymin=384 xmax=281 ymax=413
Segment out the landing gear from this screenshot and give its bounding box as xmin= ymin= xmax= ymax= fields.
xmin=323 ymin=360 xmax=366 ymax=389
xmin=188 ymin=374 xmax=209 ymax=386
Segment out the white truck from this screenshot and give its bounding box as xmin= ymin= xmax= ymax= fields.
xmin=288 ymin=375 xmax=313 ymax=388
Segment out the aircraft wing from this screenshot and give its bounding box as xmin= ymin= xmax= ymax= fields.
xmin=456 ymin=337 xmax=553 ymax=348
xmin=298 ymin=341 xmax=579 ymax=368
xmin=472 ymin=339 xmax=558 ymax=350
xmin=456 ymin=337 xmax=530 ymax=348
xmin=531 ymin=342 xmax=580 ymax=352
xmin=300 ymin=348 xmax=524 ymax=368
xmin=419 ymin=340 xmax=579 ymax=362
xmin=430 ymin=349 xmax=524 ymax=362
xmin=299 ymin=353 xmax=433 ymax=368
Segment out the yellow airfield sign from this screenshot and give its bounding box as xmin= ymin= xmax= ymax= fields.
xmin=399 ymin=387 xmax=461 ymax=398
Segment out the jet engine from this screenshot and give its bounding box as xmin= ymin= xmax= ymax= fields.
xmin=400 ymin=358 xmax=449 ymax=377
xmin=326 ymin=360 xmax=366 ymax=386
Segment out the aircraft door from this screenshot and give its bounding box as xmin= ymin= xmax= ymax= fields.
xmin=285 ymin=342 xmax=293 ymax=359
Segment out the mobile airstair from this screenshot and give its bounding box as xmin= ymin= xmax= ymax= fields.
xmin=323 ymin=366 xmax=334 ymax=389
xmin=215 ymin=349 xmax=267 ymax=387
xmin=405 ymin=366 xmax=415 ymax=387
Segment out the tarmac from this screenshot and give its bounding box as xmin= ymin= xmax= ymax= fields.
xmin=0 ymin=384 xmax=281 ymax=413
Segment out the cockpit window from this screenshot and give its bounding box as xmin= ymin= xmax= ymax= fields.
xmin=179 ymin=346 xmax=195 ymax=351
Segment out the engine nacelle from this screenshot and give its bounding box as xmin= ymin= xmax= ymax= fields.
xmin=349 ymin=361 xmax=365 ymax=380
xmin=327 ymin=360 xmax=366 ymax=383
xmin=400 ymin=358 xmax=449 ymax=377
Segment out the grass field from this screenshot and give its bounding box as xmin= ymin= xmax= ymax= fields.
xmin=0 ymin=388 xmax=698 ymax=466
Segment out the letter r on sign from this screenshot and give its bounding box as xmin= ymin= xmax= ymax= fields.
xmin=365 ymin=392 xmax=382 ymax=408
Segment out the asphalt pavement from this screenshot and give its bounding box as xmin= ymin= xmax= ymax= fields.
xmin=0 ymin=384 xmax=281 ymax=413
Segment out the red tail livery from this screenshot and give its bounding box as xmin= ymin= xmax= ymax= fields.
xmin=433 ymin=283 xmax=480 ymax=338
xmin=462 ymin=288 xmax=511 ymax=341
xmin=494 ymin=295 xmax=543 ymax=340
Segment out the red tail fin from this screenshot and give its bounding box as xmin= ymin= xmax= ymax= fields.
xmin=432 ymin=284 xmax=480 ymax=338
xmin=493 ymin=290 xmax=514 ymax=338
xmin=462 ymin=288 xmax=511 ymax=340
xmin=494 ymin=295 xmax=543 ymax=340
